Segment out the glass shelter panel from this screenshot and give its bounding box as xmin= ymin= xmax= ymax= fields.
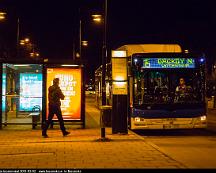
xmin=1 ymin=64 xmax=43 ymax=125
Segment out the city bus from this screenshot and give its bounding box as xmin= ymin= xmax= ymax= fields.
xmin=95 ymin=44 xmax=207 ymax=129
xmin=126 ymin=44 xmax=207 ymax=129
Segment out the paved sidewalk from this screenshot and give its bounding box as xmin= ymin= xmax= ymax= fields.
xmin=0 ymin=128 xmax=187 ymax=169
xmin=0 ymin=96 xmax=187 ymax=169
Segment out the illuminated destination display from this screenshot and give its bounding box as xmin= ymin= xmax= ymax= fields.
xmin=142 ymin=58 xmax=195 ymax=68
xmin=46 ymin=68 xmax=81 ymax=120
xmin=19 ymin=73 xmax=42 ymax=111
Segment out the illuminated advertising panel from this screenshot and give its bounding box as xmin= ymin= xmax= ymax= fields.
xmin=2 ymin=73 xmax=6 ymax=111
xmin=141 ymin=58 xmax=195 ymax=68
xmin=19 ymin=73 xmax=42 ymax=111
xmin=112 ymin=58 xmax=127 ymax=81
xmin=46 ymin=68 xmax=81 ymax=120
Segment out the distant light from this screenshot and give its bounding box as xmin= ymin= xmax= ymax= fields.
xmin=13 ymin=64 xmax=30 ymax=67
xmin=200 ymin=58 xmax=205 ymax=63
xmin=184 ymin=49 xmax=189 ymax=53
xmin=30 ymin=52 xmax=34 ymax=57
xmin=44 ymin=59 xmax=48 ymax=62
xmin=61 ymin=64 xmax=79 ymax=67
xmin=20 ymin=40 xmax=25 ymax=45
xmin=92 ymin=14 xmax=102 ymax=23
xmin=112 ymin=50 xmax=127 ymax=57
xmin=92 ymin=14 xmax=102 ymax=18
xmin=82 ymin=40 xmax=88 ymax=46
xmin=0 ymin=12 xmax=6 ymax=20
xmin=135 ymin=117 xmax=141 ymax=122
xmin=93 ymin=18 xmax=102 ymax=22
xmin=200 ymin=115 xmax=206 ymax=121
xmin=24 ymin=38 xmax=30 ymax=43
xmin=76 ymin=53 xmax=80 ymax=58
xmin=134 ymin=59 xmax=138 ymax=63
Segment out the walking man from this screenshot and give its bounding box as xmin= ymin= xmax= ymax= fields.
xmin=42 ymin=78 xmax=70 ymax=138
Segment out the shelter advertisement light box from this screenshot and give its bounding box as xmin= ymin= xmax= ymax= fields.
xmin=46 ymin=68 xmax=81 ymax=120
xmin=19 ymin=73 xmax=42 ymax=111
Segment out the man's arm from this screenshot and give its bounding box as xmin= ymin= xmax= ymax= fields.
xmin=57 ymin=87 xmax=65 ymax=100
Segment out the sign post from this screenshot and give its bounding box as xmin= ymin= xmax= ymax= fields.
xmin=111 ymin=50 xmax=128 ymax=134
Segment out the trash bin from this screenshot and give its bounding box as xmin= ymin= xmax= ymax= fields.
xmin=100 ymin=105 xmax=112 ymax=127
xmin=31 ymin=105 xmax=41 ymax=129
xmin=30 ymin=112 xmax=40 ymax=129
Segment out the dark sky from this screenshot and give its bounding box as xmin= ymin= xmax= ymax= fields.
xmin=1 ymin=0 xmax=216 ymax=80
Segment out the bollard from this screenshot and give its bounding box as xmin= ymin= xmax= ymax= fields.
xmin=101 ymin=127 xmax=105 ymax=138
xmin=97 ymin=105 xmax=112 ymax=142
xmin=100 ymin=108 xmax=106 ymax=139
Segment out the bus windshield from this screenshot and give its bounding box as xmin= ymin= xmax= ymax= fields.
xmin=133 ymin=69 xmax=205 ymax=105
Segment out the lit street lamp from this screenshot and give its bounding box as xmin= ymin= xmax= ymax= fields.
xmin=0 ymin=12 xmax=6 ymax=21
xmin=82 ymin=40 xmax=88 ymax=47
xmin=92 ymin=14 xmax=102 ymax=23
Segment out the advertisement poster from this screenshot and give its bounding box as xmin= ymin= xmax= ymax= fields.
xmin=19 ymin=73 xmax=43 ymax=111
xmin=46 ymin=68 xmax=81 ymax=120
xmin=2 ymin=73 xmax=6 ymax=111
xmin=112 ymin=58 xmax=127 ymax=81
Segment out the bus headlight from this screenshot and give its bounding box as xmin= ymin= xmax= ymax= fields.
xmin=135 ymin=117 xmax=141 ymax=122
xmin=200 ymin=115 xmax=207 ymax=121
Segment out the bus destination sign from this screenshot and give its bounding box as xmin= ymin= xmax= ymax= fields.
xmin=142 ymin=58 xmax=195 ymax=68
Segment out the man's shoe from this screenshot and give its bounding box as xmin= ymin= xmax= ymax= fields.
xmin=63 ymin=131 xmax=70 ymax=136
xmin=42 ymin=134 xmax=49 ymax=138
xmin=42 ymin=133 xmax=48 ymax=138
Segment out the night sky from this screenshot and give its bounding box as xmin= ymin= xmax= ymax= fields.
xmin=0 ymin=0 xmax=216 ymax=80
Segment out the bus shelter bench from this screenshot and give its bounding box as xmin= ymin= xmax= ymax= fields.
xmin=28 ymin=112 xmax=40 ymax=129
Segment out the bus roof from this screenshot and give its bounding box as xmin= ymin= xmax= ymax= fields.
xmin=116 ymin=44 xmax=182 ymax=57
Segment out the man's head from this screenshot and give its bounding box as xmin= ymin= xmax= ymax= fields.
xmin=53 ymin=78 xmax=60 ymax=85
xmin=179 ymin=78 xmax=185 ymax=85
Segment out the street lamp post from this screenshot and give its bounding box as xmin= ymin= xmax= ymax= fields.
xmin=101 ymin=0 xmax=107 ymax=106
xmin=16 ymin=17 xmax=20 ymax=55
xmin=79 ymin=18 xmax=82 ymax=59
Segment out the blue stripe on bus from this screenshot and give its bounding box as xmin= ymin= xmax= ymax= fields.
xmin=131 ymin=108 xmax=205 ymax=118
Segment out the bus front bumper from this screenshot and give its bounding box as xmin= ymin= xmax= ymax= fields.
xmin=130 ymin=116 xmax=207 ymax=130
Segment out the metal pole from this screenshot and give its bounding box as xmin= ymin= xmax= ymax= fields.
xmin=101 ymin=0 xmax=107 ymax=106
xmin=73 ymin=39 xmax=75 ymax=60
xmin=100 ymin=0 xmax=107 ymax=140
xmin=79 ymin=19 xmax=82 ymax=59
xmin=16 ymin=17 xmax=20 ymax=58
